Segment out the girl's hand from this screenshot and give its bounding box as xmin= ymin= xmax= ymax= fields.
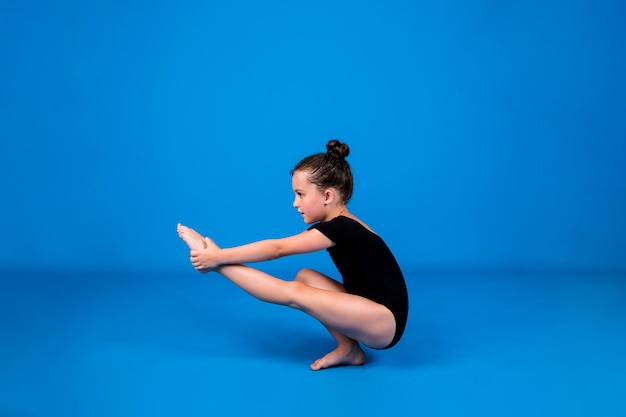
xmin=190 ymin=237 xmax=221 ymax=272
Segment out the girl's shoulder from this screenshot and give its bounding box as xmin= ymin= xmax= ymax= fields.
xmin=310 ymin=214 xmax=381 ymax=246
xmin=336 ymin=214 xmax=377 ymax=236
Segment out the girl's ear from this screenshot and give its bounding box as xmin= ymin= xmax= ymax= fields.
xmin=323 ymin=189 xmax=335 ymax=205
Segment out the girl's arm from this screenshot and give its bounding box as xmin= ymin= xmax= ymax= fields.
xmin=190 ymin=229 xmax=332 ymax=270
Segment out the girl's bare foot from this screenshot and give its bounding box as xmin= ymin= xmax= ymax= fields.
xmin=310 ymin=342 xmax=366 ymax=371
xmin=177 ymin=223 xmax=206 ymax=251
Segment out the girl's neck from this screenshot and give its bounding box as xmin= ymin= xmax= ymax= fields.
xmin=325 ymin=205 xmax=349 ymax=221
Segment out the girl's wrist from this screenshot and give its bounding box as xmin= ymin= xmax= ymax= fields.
xmin=215 ymin=248 xmax=226 ymax=266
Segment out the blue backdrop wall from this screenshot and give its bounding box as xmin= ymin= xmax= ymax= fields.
xmin=1 ymin=0 xmax=625 ymax=274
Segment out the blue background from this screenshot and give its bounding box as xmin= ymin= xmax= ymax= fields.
xmin=1 ymin=3 xmax=626 ymax=417
xmin=1 ymin=0 xmax=625 ymax=274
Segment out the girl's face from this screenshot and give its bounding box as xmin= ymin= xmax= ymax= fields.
xmin=292 ymin=170 xmax=328 ymax=224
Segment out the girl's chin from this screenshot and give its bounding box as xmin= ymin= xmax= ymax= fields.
xmin=299 ymin=213 xmax=321 ymax=224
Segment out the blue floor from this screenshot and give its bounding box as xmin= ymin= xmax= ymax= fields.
xmin=1 ymin=269 xmax=625 ymax=416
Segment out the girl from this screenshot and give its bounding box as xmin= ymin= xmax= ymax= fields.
xmin=177 ymin=140 xmax=408 ymax=370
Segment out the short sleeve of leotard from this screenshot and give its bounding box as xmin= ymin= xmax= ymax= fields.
xmin=307 ymin=217 xmax=347 ymax=245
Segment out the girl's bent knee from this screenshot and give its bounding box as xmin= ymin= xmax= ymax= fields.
xmin=294 ymin=268 xmax=315 ymax=283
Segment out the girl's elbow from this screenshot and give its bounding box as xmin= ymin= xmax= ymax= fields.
xmin=274 ymin=246 xmax=289 ymax=259
xmin=273 ymin=241 xmax=293 ymax=259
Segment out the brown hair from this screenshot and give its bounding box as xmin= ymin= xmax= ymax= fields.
xmin=291 ymin=140 xmax=354 ymax=203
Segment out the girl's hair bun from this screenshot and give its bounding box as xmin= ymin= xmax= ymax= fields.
xmin=326 ymin=139 xmax=350 ymax=161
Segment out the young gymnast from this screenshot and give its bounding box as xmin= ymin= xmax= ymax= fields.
xmin=177 ymin=140 xmax=408 ymax=370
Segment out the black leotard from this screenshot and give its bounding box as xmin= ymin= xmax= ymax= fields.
xmin=308 ymin=215 xmax=409 ymax=349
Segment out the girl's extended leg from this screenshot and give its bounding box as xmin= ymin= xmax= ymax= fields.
xmin=215 ymin=264 xmax=396 ymax=370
